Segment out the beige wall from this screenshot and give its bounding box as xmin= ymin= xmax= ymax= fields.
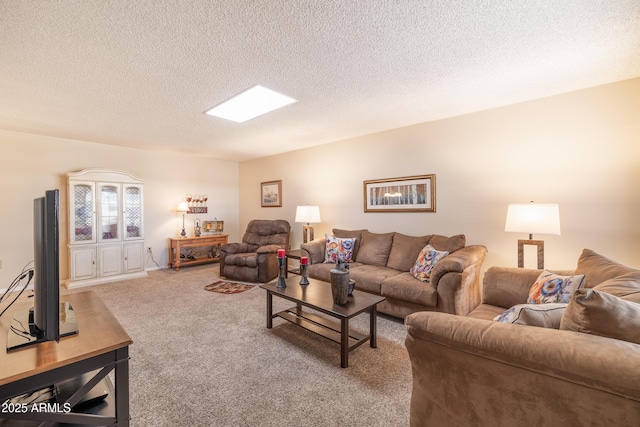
xmin=1 ymin=78 xmax=638 ymax=289
xmin=0 ymin=131 xmax=240 ymax=287
xmin=239 ymin=78 xmax=640 ymax=272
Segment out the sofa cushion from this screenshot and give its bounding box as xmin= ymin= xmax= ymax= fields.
xmin=381 ymin=272 xmax=437 ymax=306
xmin=428 ymin=234 xmax=465 ymax=254
xmin=308 ymin=262 xmax=365 ymax=283
xmin=356 ymin=231 xmax=395 ymax=267
xmin=223 ymin=253 xmax=258 ymax=268
xmin=386 ymin=233 xmax=432 ymax=271
xmin=409 ymin=245 xmax=449 ymax=282
xmin=494 ymin=303 xmax=567 ymax=328
xmin=467 ymin=304 xmax=507 ymax=320
xmin=593 ymin=274 xmax=640 ymax=304
xmin=349 ymin=265 xmax=400 ymax=294
xmin=333 ymin=229 xmax=367 ymax=260
xmin=527 ymin=270 xmax=585 ymax=304
xmin=323 ymin=234 xmax=356 ymax=263
xmin=560 ymin=288 xmax=640 ymax=345
xmin=575 ymin=248 xmax=640 ymax=288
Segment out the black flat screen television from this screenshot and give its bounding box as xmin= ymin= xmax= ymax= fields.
xmin=7 ymin=189 xmax=78 ymax=351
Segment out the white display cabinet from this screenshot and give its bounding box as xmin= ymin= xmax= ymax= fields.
xmin=67 ymin=169 xmax=147 ymax=288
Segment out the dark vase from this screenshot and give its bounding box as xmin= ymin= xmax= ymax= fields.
xmin=330 ymin=268 xmax=349 ymax=304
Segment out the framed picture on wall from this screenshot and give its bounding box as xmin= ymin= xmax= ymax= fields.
xmin=261 ymin=180 xmax=282 ymax=207
xmin=363 ymin=174 xmax=435 ymax=212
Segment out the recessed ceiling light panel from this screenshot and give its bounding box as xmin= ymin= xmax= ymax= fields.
xmin=204 ymin=85 xmax=297 ymax=123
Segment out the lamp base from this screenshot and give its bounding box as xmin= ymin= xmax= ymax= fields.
xmin=302 ymin=225 xmax=315 ymax=244
xmin=517 ymin=239 xmax=544 ymax=269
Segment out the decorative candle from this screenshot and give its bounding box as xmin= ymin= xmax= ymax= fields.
xmin=277 ymin=249 xmax=286 ymax=258
xmin=300 ymin=256 xmax=308 ymax=265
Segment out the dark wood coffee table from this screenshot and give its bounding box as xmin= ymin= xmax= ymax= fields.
xmin=260 ymin=277 xmax=385 ymax=368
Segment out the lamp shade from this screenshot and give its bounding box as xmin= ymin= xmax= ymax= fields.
xmin=177 ymin=201 xmax=190 ymax=213
xmin=295 ymin=205 xmax=321 ymax=224
xmin=505 ymin=203 xmax=561 ymax=236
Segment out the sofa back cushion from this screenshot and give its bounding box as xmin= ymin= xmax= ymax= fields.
xmin=242 ymin=219 xmax=290 ymax=248
xmin=482 ymin=267 xmax=545 ymax=309
xmin=333 ymin=228 xmax=367 ymax=260
xmin=386 ymin=233 xmax=432 ymax=271
xmin=429 ymin=234 xmax=466 ymax=253
xmin=575 ymin=248 xmax=640 ymax=288
xmin=560 ymin=288 xmax=640 ymax=345
xmin=356 ymin=231 xmax=395 ymax=267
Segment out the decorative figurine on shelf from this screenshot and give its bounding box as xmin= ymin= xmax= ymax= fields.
xmin=299 ymin=256 xmax=309 ymax=286
xmin=276 ymin=249 xmax=287 ymax=288
xmin=194 ymin=218 xmax=201 ymax=237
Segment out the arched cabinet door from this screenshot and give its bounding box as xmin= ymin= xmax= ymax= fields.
xmin=67 ymin=169 xmax=147 ymax=288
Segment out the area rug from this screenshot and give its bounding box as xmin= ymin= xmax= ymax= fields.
xmin=204 ymin=280 xmax=254 ymax=294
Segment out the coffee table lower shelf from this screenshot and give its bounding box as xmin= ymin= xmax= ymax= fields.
xmin=276 ymin=308 xmax=370 ymax=351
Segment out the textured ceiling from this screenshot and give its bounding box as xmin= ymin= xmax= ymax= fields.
xmin=1 ymin=1 xmax=639 ymax=161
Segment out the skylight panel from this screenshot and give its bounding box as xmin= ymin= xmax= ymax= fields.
xmin=204 ymin=85 xmax=297 ymax=123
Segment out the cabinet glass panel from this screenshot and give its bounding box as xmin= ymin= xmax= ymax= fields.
xmin=125 ymin=186 xmax=142 ymax=238
xmin=73 ymin=184 xmax=94 ymax=242
xmin=100 ymin=185 xmax=119 ymax=240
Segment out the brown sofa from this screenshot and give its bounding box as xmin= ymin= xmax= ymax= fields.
xmin=405 ymin=249 xmax=640 ymax=427
xmin=219 ymin=219 xmax=290 ymax=283
xmin=300 ymin=229 xmax=488 ymax=318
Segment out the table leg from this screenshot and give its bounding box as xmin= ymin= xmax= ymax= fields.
xmin=266 ymin=292 xmax=273 ymax=329
xmin=370 ymin=305 xmax=378 ymax=348
xmin=114 ymin=347 xmax=131 ymax=426
xmin=341 ymin=318 xmax=349 ymax=368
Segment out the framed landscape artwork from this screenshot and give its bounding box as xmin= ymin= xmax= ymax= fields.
xmin=261 ymin=180 xmax=282 ymax=207
xmin=363 ymin=174 xmax=435 ymax=212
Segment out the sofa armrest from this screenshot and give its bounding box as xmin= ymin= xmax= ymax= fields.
xmin=219 ymin=242 xmax=250 ymax=255
xmin=256 ymin=244 xmax=283 ymax=255
xmin=301 ymin=238 xmax=325 ymax=264
xmin=431 ymin=245 xmax=487 ymax=315
xmin=431 ymin=245 xmax=487 ymax=285
xmin=404 ymin=311 xmax=640 ymax=426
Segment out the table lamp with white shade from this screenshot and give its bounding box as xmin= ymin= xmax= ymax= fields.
xmin=505 ymin=202 xmax=561 ymax=269
xmin=295 ymin=205 xmax=321 ymax=243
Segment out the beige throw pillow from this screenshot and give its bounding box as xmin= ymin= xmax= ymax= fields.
xmin=494 ymin=303 xmax=567 ymax=328
xmin=560 ymin=289 xmax=640 ymax=345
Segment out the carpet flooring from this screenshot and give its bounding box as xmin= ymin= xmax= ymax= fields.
xmin=65 ymin=265 xmax=412 ymax=426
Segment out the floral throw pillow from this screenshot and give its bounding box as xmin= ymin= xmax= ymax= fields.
xmin=324 ymin=234 xmax=356 ymax=263
xmin=527 ymin=270 xmax=586 ymax=304
xmin=410 ymin=245 xmax=449 ymax=282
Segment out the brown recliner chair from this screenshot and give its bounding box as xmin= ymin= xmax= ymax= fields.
xmin=219 ymin=219 xmax=291 ymax=283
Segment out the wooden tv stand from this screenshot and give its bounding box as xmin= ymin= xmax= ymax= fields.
xmin=0 ymin=291 xmax=132 ymax=426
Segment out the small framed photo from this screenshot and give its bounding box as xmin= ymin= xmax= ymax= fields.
xmin=261 ymin=180 xmax=282 ymax=207
xmin=364 ymin=174 xmax=435 ymax=212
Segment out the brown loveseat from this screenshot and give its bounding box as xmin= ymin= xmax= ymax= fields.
xmin=219 ymin=219 xmax=290 ymax=283
xmin=405 ymin=249 xmax=640 ymax=427
xmin=301 ymin=229 xmax=488 ymax=318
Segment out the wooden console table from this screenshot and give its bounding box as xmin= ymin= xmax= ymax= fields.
xmin=168 ymin=234 xmax=228 ymax=271
xmin=0 ymin=291 xmax=131 ymax=426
